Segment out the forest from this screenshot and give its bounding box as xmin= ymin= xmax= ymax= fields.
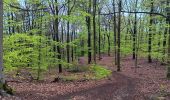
xmin=0 ymin=0 xmax=170 ymax=100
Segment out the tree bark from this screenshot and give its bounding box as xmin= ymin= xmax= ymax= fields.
xmin=0 ymin=0 xmax=13 ymax=95
xmin=148 ymin=0 xmax=154 ymax=63
xmin=98 ymin=9 xmax=101 ymax=60
xmin=93 ymin=0 xmax=97 ymax=64
xmin=67 ymin=0 xmax=70 ymax=64
xmin=117 ymin=0 xmax=122 ymax=71
xmin=113 ymin=0 xmax=117 ymax=65
xmin=0 ymin=0 xmax=5 ymax=85
xmin=86 ymin=0 xmax=92 ymax=64
xmin=167 ymin=0 xmax=170 ymax=78
xmin=55 ymin=0 xmax=62 ymax=73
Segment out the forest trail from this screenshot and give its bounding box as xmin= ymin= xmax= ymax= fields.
xmin=50 ymin=56 xmax=142 ymax=100
xmin=8 ymin=55 xmax=170 ymax=100
xmin=50 ymin=72 xmax=139 ymax=100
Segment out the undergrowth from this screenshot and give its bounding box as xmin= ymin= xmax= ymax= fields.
xmin=90 ymin=65 xmax=112 ymax=79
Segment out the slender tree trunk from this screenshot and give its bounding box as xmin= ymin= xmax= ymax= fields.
xmin=61 ymin=22 xmax=65 ymax=60
xmin=148 ymin=0 xmax=154 ymax=63
xmin=167 ymin=0 xmax=170 ymax=78
xmin=106 ymin=25 xmax=111 ymax=56
xmin=93 ymin=0 xmax=97 ymax=64
xmin=7 ymin=13 xmax=11 ymax=34
xmin=71 ymin=31 xmax=74 ymax=61
xmin=98 ymin=9 xmax=101 ymax=60
xmin=134 ymin=0 xmax=138 ymax=71
xmin=74 ymin=30 xmax=77 ymax=60
xmin=107 ymin=34 xmax=111 ymax=56
xmin=113 ymin=0 xmax=117 ymax=65
xmin=11 ymin=13 xmax=15 ymax=33
xmin=117 ymin=0 xmax=122 ymax=71
xmin=133 ymin=4 xmax=137 ymax=59
xmin=67 ymin=0 xmax=70 ymax=64
xmin=86 ymin=0 xmax=92 ymax=64
xmin=55 ymin=0 xmax=62 ymax=73
xmin=0 ymin=0 xmax=12 ymax=95
xmin=163 ymin=0 xmax=169 ymax=63
xmin=0 ymin=0 xmax=5 ymax=86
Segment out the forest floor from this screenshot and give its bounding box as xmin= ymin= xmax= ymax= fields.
xmin=3 ymin=55 xmax=170 ymax=100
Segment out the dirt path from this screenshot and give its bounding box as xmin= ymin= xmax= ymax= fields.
xmin=7 ymin=55 xmax=170 ymax=100
xmin=49 ymin=57 xmax=142 ymax=100
xmin=50 ymin=72 xmax=139 ymax=100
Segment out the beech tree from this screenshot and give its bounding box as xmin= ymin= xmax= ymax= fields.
xmin=1 ymin=0 xmax=170 ymax=83
xmin=167 ymin=0 xmax=170 ymax=78
xmin=0 ymin=0 xmax=12 ymax=95
xmin=86 ymin=0 xmax=92 ymax=64
xmin=117 ymin=0 xmax=122 ymax=71
xmin=0 ymin=0 xmax=5 ymax=92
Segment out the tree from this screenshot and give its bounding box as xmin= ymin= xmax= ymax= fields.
xmin=148 ymin=0 xmax=154 ymax=63
xmin=54 ymin=0 xmax=62 ymax=73
xmin=98 ymin=7 xmax=101 ymax=60
xmin=167 ymin=0 xmax=170 ymax=78
xmin=93 ymin=0 xmax=97 ymax=63
xmin=133 ymin=0 xmax=138 ymax=60
xmin=67 ymin=0 xmax=70 ymax=64
xmin=0 ymin=0 xmax=12 ymax=95
xmin=86 ymin=0 xmax=92 ymax=64
xmin=117 ymin=0 xmax=122 ymax=71
xmin=0 ymin=0 xmax=5 ymax=92
xmin=113 ymin=0 xmax=117 ymax=65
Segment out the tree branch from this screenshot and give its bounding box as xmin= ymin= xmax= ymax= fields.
xmin=100 ymin=11 xmax=167 ymax=18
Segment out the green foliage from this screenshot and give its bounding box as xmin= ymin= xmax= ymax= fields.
xmin=90 ymin=65 xmax=112 ymax=79
xmin=3 ymin=33 xmax=57 ymax=77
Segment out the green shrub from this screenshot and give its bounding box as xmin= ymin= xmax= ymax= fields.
xmin=3 ymin=33 xmax=60 ymax=79
xmin=90 ymin=65 xmax=112 ymax=79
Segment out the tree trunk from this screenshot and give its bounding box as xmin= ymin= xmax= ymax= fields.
xmin=55 ymin=0 xmax=62 ymax=73
xmin=0 ymin=0 xmax=13 ymax=95
xmin=98 ymin=9 xmax=101 ymax=60
xmin=113 ymin=0 xmax=117 ymax=65
xmin=148 ymin=0 xmax=154 ymax=63
xmin=0 ymin=0 xmax=5 ymax=87
xmin=117 ymin=0 xmax=122 ymax=71
xmin=163 ymin=0 xmax=169 ymax=63
xmin=133 ymin=3 xmax=137 ymax=59
xmin=167 ymin=0 xmax=170 ymax=78
xmin=134 ymin=0 xmax=138 ymax=71
xmin=67 ymin=0 xmax=70 ymax=65
xmin=93 ymin=0 xmax=97 ymax=64
xmin=86 ymin=0 xmax=92 ymax=64
xmin=71 ymin=31 xmax=74 ymax=61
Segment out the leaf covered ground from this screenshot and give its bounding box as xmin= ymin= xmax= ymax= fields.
xmin=2 ymin=55 xmax=170 ymax=100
